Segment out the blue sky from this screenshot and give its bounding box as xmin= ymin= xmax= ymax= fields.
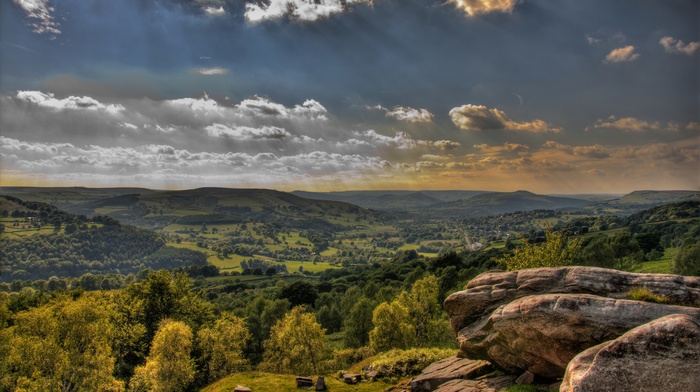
xmin=1 ymin=0 xmax=698 ymax=193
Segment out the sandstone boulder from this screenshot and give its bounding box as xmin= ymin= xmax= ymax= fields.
xmin=561 ymin=313 xmax=700 ymax=392
xmin=433 ymin=375 xmax=515 ymax=392
xmin=457 ymin=293 xmax=700 ymax=378
xmin=444 ymin=267 xmax=700 ymax=333
xmin=409 ymin=356 xmax=493 ymax=392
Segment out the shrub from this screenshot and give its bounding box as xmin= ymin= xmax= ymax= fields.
xmin=362 ymin=348 xmax=455 ymax=379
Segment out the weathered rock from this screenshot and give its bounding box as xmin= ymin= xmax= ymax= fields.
xmin=515 ymin=371 xmax=534 ymax=385
xmin=561 ymin=313 xmax=700 ymax=392
xmin=457 ymin=293 xmax=700 ymax=378
xmin=433 ymin=375 xmax=516 ymax=392
xmin=409 ymin=356 xmax=493 ymax=392
xmin=234 ymin=386 xmax=251 ymax=392
xmin=444 ymin=267 xmax=700 ymax=334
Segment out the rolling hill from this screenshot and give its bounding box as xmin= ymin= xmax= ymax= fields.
xmin=1 ymin=187 xmax=384 ymax=230
xmin=291 ymin=190 xmax=487 ymax=209
xmin=418 ymin=190 xmax=591 ymax=218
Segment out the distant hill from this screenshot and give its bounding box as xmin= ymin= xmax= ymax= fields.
xmin=419 ymin=190 xmax=590 ymax=218
xmin=1 ymin=187 xmax=383 ymax=230
xmin=291 ymin=190 xmax=487 ymax=209
xmin=588 ymin=190 xmax=700 ymax=215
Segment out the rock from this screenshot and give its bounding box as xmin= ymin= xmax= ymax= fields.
xmin=561 ymin=313 xmax=700 ymax=392
xmin=234 ymin=386 xmax=251 ymax=392
xmin=515 ymin=371 xmax=534 ymax=385
xmin=409 ymin=356 xmax=493 ymax=392
xmin=433 ymin=375 xmax=516 ymax=392
xmin=295 ymin=377 xmax=314 ymax=387
xmin=444 ymin=267 xmax=700 ymax=334
xmin=315 ymin=376 xmax=325 ymax=391
xmin=457 ymin=293 xmax=700 ymax=378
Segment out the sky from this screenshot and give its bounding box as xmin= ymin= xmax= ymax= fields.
xmin=0 ymin=0 xmax=698 ymax=194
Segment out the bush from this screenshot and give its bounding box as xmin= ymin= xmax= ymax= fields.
xmin=362 ymin=348 xmax=455 ymax=379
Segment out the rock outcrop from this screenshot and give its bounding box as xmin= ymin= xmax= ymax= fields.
xmin=443 ymin=267 xmax=700 ymax=380
xmin=444 ymin=267 xmax=700 ymax=333
xmin=409 ymin=357 xmax=493 ymax=392
xmin=457 ymin=293 xmax=700 ymax=378
xmin=561 ymin=313 xmax=700 ymax=392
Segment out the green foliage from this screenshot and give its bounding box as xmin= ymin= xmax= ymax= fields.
xmin=628 ymin=287 xmax=671 ymax=304
xmin=126 ymin=270 xmax=214 ymax=342
xmin=196 ymin=312 xmax=250 ymax=383
xmin=363 ymin=348 xmax=456 ymax=379
xmin=0 ymin=293 xmax=124 ymax=392
xmin=674 ymin=240 xmax=700 ymax=276
xmin=131 ymin=319 xmax=195 ymax=392
xmin=343 ymin=297 xmax=375 ymax=348
xmin=369 ymin=301 xmax=417 ymax=352
xmin=261 ymin=306 xmax=330 ymax=375
xmin=496 ymin=228 xmax=582 ymax=271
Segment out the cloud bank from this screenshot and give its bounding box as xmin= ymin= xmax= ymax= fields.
xmin=245 ymin=0 xmax=372 ymax=23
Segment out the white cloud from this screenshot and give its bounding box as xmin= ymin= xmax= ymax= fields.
xmin=604 ymin=45 xmax=639 ymax=63
xmin=203 ymin=6 xmax=225 ymax=16
xmin=430 ymin=140 xmax=462 ymax=151
xmin=16 ymin=91 xmax=125 ymax=115
xmin=449 ymin=104 xmax=561 ymax=133
xmin=370 ymin=105 xmax=434 ymax=123
xmin=205 ymin=123 xmax=290 ymax=139
xmin=447 ymin=0 xmax=519 ymax=17
xmin=12 ymin=0 xmax=60 ymax=35
xmin=235 ymin=96 xmax=328 ymax=120
xmin=245 ymin=0 xmax=372 ymax=23
xmin=351 ymin=130 xmax=417 ymax=149
xmin=190 ymin=67 xmax=229 ymax=75
xmin=660 ymin=36 xmax=700 ymax=56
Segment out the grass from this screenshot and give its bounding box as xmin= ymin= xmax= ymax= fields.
xmin=202 ymin=371 xmax=396 ymax=392
xmin=631 ymin=248 xmax=675 ymax=274
xmin=628 ymin=287 xmax=671 ymax=304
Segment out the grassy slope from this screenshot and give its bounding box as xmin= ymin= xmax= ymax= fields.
xmin=202 ymin=372 xmax=395 ymax=392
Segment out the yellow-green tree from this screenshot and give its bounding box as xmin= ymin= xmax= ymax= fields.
xmin=399 ymin=274 xmax=451 ymax=347
xmin=261 ymin=306 xmax=329 ymax=375
xmin=131 ymin=320 xmax=195 ymax=392
xmin=369 ymin=301 xmax=417 ymax=352
xmin=197 ymin=312 xmax=250 ymax=383
xmin=497 ymin=228 xmax=582 ymax=271
xmin=0 ymin=294 xmax=123 ymax=392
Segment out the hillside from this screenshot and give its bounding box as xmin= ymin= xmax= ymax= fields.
xmin=0 ymin=195 xmax=207 ymax=281
xmin=291 ymin=190 xmax=487 ymax=209
xmin=1 ymin=187 xmax=384 ymax=231
xmin=587 ymin=190 xmax=700 ymax=215
xmin=418 ymin=190 xmax=590 ymax=218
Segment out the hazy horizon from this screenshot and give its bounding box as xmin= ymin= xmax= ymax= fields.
xmin=1 ymin=0 xmax=698 ymax=194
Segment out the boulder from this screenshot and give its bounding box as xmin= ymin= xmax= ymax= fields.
xmin=444 ymin=267 xmax=700 ymax=334
xmin=561 ymin=313 xmax=700 ymax=392
xmin=409 ymin=356 xmax=493 ymax=392
xmin=457 ymin=293 xmax=700 ymax=378
xmin=433 ymin=375 xmax=516 ymax=392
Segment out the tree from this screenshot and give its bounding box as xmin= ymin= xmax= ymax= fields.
xmin=674 ymin=240 xmax=700 ymax=276
xmin=316 ymin=305 xmax=342 ymax=333
xmin=261 ymin=306 xmax=329 ymax=375
xmin=1 ymin=294 xmax=124 ymax=392
xmin=126 ymin=270 xmax=213 ymax=341
xmin=279 ymin=280 xmax=318 ymax=308
xmin=344 ymin=297 xmax=375 ymax=348
xmin=131 ymin=320 xmax=195 ymax=392
xmin=197 ymin=313 xmax=250 ymax=383
xmin=369 ymin=301 xmax=417 ymax=352
xmin=496 ymin=227 xmax=582 ymax=271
